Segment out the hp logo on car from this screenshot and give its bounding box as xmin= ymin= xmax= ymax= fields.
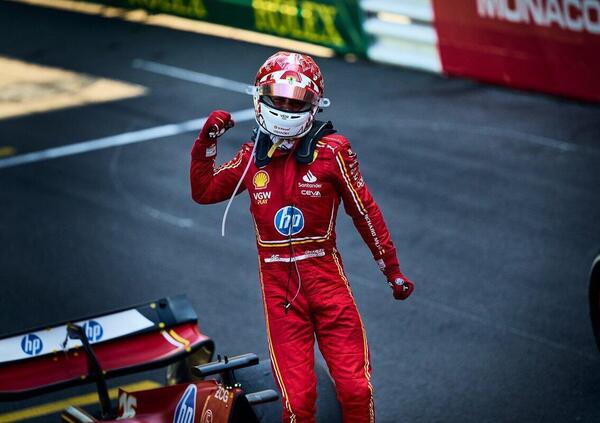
xmin=173 ymin=384 xmax=197 ymax=423
xmin=21 ymin=334 xmax=43 ymax=356
xmin=83 ymin=320 xmax=104 ymax=342
xmin=274 ymin=206 xmax=304 ymax=236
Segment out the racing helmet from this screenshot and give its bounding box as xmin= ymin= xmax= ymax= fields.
xmin=252 ymin=51 xmax=329 ymax=139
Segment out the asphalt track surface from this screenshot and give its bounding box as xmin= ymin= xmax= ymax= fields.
xmin=1 ymin=2 xmax=600 ymax=422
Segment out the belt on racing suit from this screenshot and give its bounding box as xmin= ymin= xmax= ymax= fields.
xmin=263 ymin=248 xmax=327 ymax=263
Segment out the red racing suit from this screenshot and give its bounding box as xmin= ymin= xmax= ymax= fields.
xmin=190 ymin=131 xmax=404 ymax=423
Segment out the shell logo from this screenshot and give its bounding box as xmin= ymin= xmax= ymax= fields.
xmin=253 ymin=170 xmax=270 ymax=189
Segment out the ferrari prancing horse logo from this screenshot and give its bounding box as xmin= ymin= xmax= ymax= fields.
xmin=253 ymin=170 xmax=270 ymax=189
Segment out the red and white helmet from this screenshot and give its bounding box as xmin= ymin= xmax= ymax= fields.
xmin=252 ymin=51 xmax=330 ymax=139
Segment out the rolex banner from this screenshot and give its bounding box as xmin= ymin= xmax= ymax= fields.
xmin=100 ymin=0 xmax=367 ymax=56
xmin=432 ymin=0 xmax=600 ymax=102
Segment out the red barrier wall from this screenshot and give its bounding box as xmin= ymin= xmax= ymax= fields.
xmin=432 ymin=0 xmax=600 ymax=102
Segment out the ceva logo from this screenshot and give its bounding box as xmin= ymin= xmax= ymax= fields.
xmin=82 ymin=320 xmax=104 ymax=342
xmin=274 ymin=206 xmax=304 ymax=236
xmin=21 ymin=334 xmax=43 ymax=356
xmin=173 ymin=385 xmax=197 ymax=423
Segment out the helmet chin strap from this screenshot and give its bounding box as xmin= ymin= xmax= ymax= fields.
xmin=266 ymin=138 xmax=286 ymax=158
xmin=271 ymin=136 xmax=297 ymax=151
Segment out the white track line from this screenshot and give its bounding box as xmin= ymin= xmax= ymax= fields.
xmin=133 ymin=59 xmax=251 ymax=94
xmin=0 ymin=108 xmax=255 ymax=169
xmin=132 ymin=60 xmax=582 ymax=155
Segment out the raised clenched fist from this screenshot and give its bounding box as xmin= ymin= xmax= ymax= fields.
xmin=199 ymin=110 xmax=235 ymax=140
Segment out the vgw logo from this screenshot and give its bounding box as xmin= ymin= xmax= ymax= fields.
xmin=173 ymin=384 xmax=197 ymax=423
xmin=274 ymin=206 xmax=304 ymax=236
xmin=21 ymin=334 xmax=43 ymax=356
xmin=82 ymin=320 xmax=103 ymax=342
xmin=253 ymin=191 xmax=271 ymax=205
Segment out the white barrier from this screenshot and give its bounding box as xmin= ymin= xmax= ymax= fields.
xmin=361 ymin=0 xmax=441 ymax=72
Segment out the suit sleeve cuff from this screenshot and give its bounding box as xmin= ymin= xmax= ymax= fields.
xmin=375 ymin=248 xmax=402 ymax=281
xmin=191 ymin=137 xmax=218 ymax=161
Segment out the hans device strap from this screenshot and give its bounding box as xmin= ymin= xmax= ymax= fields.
xmin=253 ymin=121 xmax=336 ymax=168
xmin=295 ymin=120 xmax=336 ymax=164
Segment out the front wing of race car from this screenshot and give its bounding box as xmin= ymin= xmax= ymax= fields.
xmin=61 ymin=381 xmax=252 ymax=423
xmin=60 ymin=353 xmax=277 ymax=423
xmin=0 ymin=295 xmax=214 ymax=400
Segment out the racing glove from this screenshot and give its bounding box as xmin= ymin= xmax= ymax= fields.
xmin=384 ymin=265 xmax=414 ymax=300
xmin=198 ymin=110 xmax=235 ymax=142
xmin=389 ymin=276 xmax=414 ymax=300
xmin=378 ymin=249 xmax=414 ymax=300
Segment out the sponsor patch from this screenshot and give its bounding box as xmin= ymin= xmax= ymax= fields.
xmin=253 ymin=191 xmax=271 ymax=205
xmin=0 ymin=309 xmax=154 ymax=364
xmin=274 ymin=206 xmax=304 ymax=236
xmin=264 ymin=248 xmax=326 ymax=263
xmin=301 ymin=189 xmax=321 ymax=197
xmin=299 ymin=170 xmax=322 ymax=195
xmin=303 ymin=170 xmax=317 ymax=183
xmin=205 ymin=144 xmax=216 ymax=157
xmin=253 ymin=170 xmax=270 ymax=189
xmin=21 ymin=334 xmax=43 ymax=356
xmin=82 ymin=320 xmax=104 ymax=342
xmin=173 ymin=385 xmax=197 ymax=423
xmin=298 ymin=182 xmax=322 ymax=189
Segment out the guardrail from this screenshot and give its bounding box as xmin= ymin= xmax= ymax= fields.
xmin=360 ymin=0 xmax=440 ymax=72
xmin=44 ymin=0 xmax=598 ymax=101
xmin=70 ymin=0 xmax=369 ymax=56
xmin=359 ymin=0 xmax=599 ymax=102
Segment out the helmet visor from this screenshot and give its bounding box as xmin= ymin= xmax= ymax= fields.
xmin=256 ymin=82 xmax=319 ymax=106
xmin=261 ymin=96 xmax=312 ymax=113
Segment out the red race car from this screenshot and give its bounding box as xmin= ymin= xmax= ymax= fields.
xmin=0 ymin=296 xmax=340 ymax=422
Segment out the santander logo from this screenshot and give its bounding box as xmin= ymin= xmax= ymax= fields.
xmin=303 ymin=170 xmax=317 ymax=183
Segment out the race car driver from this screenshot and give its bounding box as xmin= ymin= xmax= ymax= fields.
xmin=190 ymin=51 xmax=414 ymax=423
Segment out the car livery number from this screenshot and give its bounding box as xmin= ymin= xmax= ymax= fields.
xmin=119 ymin=392 xmax=137 ymax=418
xmin=215 ymin=385 xmax=229 ymax=403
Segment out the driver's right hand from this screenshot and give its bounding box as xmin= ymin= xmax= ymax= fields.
xmin=199 ymin=110 xmax=235 ymax=141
